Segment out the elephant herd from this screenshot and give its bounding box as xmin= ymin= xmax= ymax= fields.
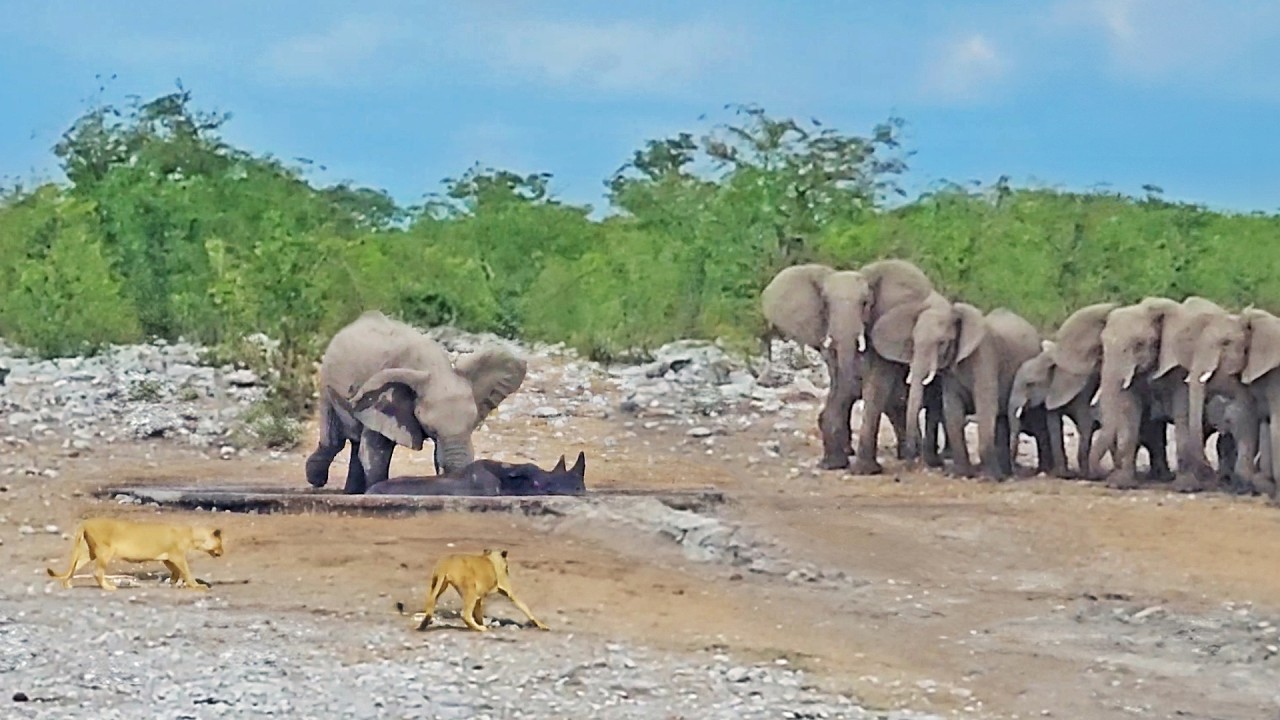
xmin=762 ymin=259 xmax=1280 ymax=497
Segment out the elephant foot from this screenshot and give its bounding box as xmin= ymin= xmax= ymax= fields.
xmin=1170 ymin=472 xmax=1207 ymax=494
xmin=923 ymin=452 xmax=944 ymax=469
xmin=1051 ymin=466 xmax=1077 ymax=480
xmin=1105 ymin=471 xmax=1140 ymax=490
xmin=944 ymin=464 xmax=978 ymax=480
xmin=819 ymin=452 xmax=851 ymax=471
xmin=848 ymin=457 xmax=884 ymax=476
xmin=1251 ymin=476 xmax=1278 ymax=499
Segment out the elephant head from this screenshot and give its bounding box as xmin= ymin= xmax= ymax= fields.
xmin=1099 ymin=297 xmax=1181 ymax=392
xmin=1010 ymin=340 xmax=1057 ymax=421
xmin=761 ymin=264 xmax=871 ymax=393
xmin=349 ymin=346 xmax=526 ymax=474
xmin=872 ymin=293 xmax=986 ymax=457
xmin=1243 ymin=308 xmax=1280 ymax=387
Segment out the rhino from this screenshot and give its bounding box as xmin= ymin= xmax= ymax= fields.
xmin=365 ymin=452 xmax=587 ymax=497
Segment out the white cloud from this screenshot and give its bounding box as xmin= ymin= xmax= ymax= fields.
xmin=919 ymin=33 xmax=1008 ymax=102
xmin=259 ymin=16 xmax=407 ymax=85
xmin=1051 ymin=0 xmax=1280 ymax=87
xmin=473 ymin=18 xmax=745 ymax=95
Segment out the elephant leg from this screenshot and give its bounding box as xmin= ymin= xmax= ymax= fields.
xmin=1070 ymin=399 xmax=1096 ymax=479
xmin=887 ymin=395 xmax=911 ymax=460
xmin=1227 ymin=400 xmax=1263 ymax=495
xmin=1170 ymin=383 xmax=1216 ymax=492
xmin=354 ymin=428 xmax=395 ymax=494
xmin=1105 ymin=393 xmax=1142 ymax=489
xmin=923 ymin=388 xmax=944 ymax=468
xmin=345 ymin=440 xmax=366 ymax=491
xmin=976 ymin=405 xmax=1004 ymax=480
xmin=818 ymin=359 xmax=859 ymax=470
xmin=850 ymin=356 xmax=894 ymax=476
xmin=1045 ymin=409 xmax=1071 ymax=478
xmin=1214 ymin=432 xmax=1247 ymax=494
xmin=1261 ymin=417 xmax=1277 ymax=499
xmin=994 ymin=413 xmax=1014 ymax=478
xmin=305 ymin=398 xmax=348 ymax=488
xmin=1140 ymin=419 xmax=1173 ymax=483
xmin=941 ymin=384 xmax=975 ymax=478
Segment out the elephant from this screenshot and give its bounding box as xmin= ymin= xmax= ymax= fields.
xmin=761 ymin=259 xmax=937 ymax=470
xmin=872 ymin=295 xmax=1044 ymax=479
xmin=366 ymin=453 xmax=588 ymax=497
xmin=1242 ymin=308 xmax=1280 ymax=497
xmin=1007 ymin=303 xmax=1117 ymax=477
xmin=1089 ymin=297 xmax=1231 ymax=490
xmin=304 ymin=311 xmax=527 ymax=494
xmin=1008 ymin=341 xmax=1082 ymax=477
xmin=1173 ymin=305 xmax=1263 ymax=492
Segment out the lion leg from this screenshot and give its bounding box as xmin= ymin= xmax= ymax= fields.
xmin=170 ymin=555 xmax=208 ymax=591
xmin=417 ymin=574 xmax=448 ymax=631
xmin=92 ymin=548 xmax=117 ymax=592
xmin=471 ymin=598 xmax=486 ymax=630
xmin=163 ymin=560 xmax=182 ymax=585
xmin=499 ymin=586 xmax=549 ymax=631
xmin=459 ymin=589 xmax=488 ymax=632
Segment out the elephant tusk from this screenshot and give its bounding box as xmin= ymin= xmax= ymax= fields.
xmin=1198 ymin=370 xmax=1213 ymax=383
xmin=856 ymin=333 xmax=867 ymax=352
xmin=1121 ymin=376 xmax=1133 ymax=390
xmin=822 ymin=335 xmax=834 ymax=350
xmin=1090 ymin=388 xmax=1102 ymax=406
xmin=922 ymin=370 xmax=936 ymax=386
xmin=905 ymin=370 xmax=913 ymax=385
xmin=1013 ymin=406 xmax=1023 ymax=419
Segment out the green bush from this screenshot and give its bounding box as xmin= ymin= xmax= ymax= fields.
xmin=0 ymin=89 xmax=1276 ymax=416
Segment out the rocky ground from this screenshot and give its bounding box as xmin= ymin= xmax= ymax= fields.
xmin=3 ymin=328 xmax=1280 ymax=719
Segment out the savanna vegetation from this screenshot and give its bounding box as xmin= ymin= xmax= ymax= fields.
xmin=2 ymin=89 xmax=1277 ymax=440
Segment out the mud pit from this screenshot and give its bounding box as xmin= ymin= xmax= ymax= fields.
xmin=6 ymin=351 xmax=1280 ymax=719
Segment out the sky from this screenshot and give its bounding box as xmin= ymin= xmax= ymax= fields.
xmin=0 ymin=0 xmax=1276 ymax=214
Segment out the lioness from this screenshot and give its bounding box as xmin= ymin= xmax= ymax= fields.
xmin=411 ymin=548 xmax=549 ymax=632
xmin=46 ymin=517 xmax=224 ymax=591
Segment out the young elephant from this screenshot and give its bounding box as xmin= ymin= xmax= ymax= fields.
xmin=305 ymin=311 xmax=527 ymax=494
xmin=1008 ymin=341 xmax=1081 ymax=477
xmin=874 ymin=296 xmax=1045 ymax=479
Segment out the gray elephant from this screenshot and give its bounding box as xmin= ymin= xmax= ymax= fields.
xmin=1242 ymin=308 xmax=1280 ymax=497
xmin=304 ymin=311 xmax=527 ymax=494
xmin=1090 ymin=297 xmax=1231 ymax=490
xmin=1007 ymin=303 xmax=1115 ymax=477
xmin=761 ymin=259 xmax=937 ymax=470
xmin=1172 ymin=304 xmax=1264 ymax=492
xmin=872 ymin=295 xmax=1044 ymax=479
xmin=1008 ymin=341 xmax=1079 ymax=477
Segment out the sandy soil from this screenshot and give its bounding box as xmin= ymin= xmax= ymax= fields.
xmin=6 ymin=363 xmax=1280 ymax=719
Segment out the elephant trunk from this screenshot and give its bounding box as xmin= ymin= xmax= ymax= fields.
xmin=903 ymin=355 xmax=938 ymax=461
xmin=1007 ymin=388 xmax=1027 ymax=465
xmin=435 ymin=435 xmax=475 ymax=475
xmin=1187 ymin=349 xmax=1222 ymax=467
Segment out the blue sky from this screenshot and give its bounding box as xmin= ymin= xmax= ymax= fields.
xmin=1 ymin=0 xmax=1276 ymax=213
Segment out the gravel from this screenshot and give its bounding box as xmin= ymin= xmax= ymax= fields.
xmin=0 ymin=589 xmax=945 ymax=720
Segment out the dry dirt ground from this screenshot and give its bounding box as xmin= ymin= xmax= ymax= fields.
xmin=6 ymin=355 xmax=1280 ymax=719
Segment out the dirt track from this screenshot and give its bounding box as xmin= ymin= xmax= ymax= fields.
xmin=6 ymin=354 xmax=1280 ymax=719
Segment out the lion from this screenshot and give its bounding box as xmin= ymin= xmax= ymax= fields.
xmin=46 ymin=517 xmax=224 ymax=591
xmin=404 ymin=548 xmax=550 ymax=632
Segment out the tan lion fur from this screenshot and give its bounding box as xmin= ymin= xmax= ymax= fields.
xmin=46 ymin=517 xmax=224 ymax=592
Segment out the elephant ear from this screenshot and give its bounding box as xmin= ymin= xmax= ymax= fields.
xmin=953 ymin=303 xmax=988 ymax=364
xmin=1244 ymin=309 xmax=1280 ymax=385
xmin=1046 ymin=367 xmax=1090 ymax=411
xmin=760 ymin=264 xmax=834 ymax=348
xmin=869 ymin=301 xmax=925 ymax=364
xmin=1051 ymin=302 xmax=1115 ymax=376
xmin=350 ymin=369 xmax=430 ymax=450
xmin=455 ymin=346 xmax=528 ymax=425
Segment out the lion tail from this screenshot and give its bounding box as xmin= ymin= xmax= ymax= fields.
xmin=46 ymin=524 xmax=86 ymax=580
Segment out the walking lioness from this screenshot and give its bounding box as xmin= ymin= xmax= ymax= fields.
xmin=413 ymin=548 xmax=549 ymax=632
xmin=46 ymin=517 xmax=224 ymax=591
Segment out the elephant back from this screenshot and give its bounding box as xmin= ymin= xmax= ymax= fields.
xmin=319 ymin=312 xmax=454 ymax=399
xmin=986 ymin=309 xmax=1042 ymax=380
